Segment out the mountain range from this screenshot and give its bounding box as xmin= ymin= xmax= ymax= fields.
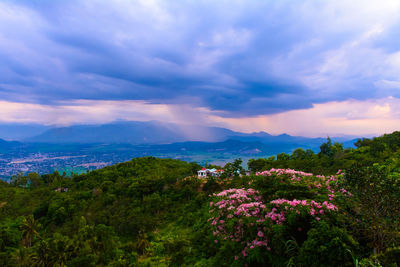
xmin=0 ymin=138 xmax=21 ymax=151
xmin=25 ymin=121 xmax=235 ymax=144
xmin=19 ymin=121 xmax=357 ymax=147
xmin=0 ymin=122 xmax=360 ymax=177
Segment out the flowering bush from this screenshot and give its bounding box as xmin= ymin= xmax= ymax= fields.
xmin=208 ymin=188 xmax=269 ymax=258
xmin=268 ymin=199 xmax=337 ymax=223
xmin=208 ymin=169 xmax=353 ymax=264
xmin=255 ymin=168 xmax=351 ymax=202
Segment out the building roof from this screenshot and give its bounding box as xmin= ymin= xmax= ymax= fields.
xmin=198 ymin=168 xmax=224 ymax=173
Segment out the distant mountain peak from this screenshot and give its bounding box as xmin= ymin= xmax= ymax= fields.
xmin=26 ymin=121 xmax=239 ymax=144
xmin=21 ymin=120 xmax=356 ymax=148
xmin=0 ymin=138 xmax=21 ymax=149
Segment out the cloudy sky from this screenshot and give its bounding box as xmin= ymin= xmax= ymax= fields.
xmin=1 ymin=0 xmax=400 ymax=137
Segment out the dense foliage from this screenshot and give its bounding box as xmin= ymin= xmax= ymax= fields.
xmin=248 ymin=133 xmax=400 ymax=175
xmin=0 ymin=132 xmax=400 ymax=266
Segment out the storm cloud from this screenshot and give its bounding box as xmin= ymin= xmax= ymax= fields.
xmin=1 ymin=0 xmax=400 ymax=117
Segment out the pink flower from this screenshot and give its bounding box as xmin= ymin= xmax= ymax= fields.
xmin=257 ymin=231 xmax=264 ymax=237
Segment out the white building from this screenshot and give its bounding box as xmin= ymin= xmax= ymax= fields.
xmin=197 ymin=168 xmax=224 ymax=178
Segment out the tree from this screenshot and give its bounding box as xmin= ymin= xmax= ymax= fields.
xmin=248 ymin=158 xmax=268 ymax=172
xmin=10 ymin=247 xmax=34 ymax=267
xmin=136 ymin=231 xmax=150 ymax=255
xmin=19 ymin=215 xmax=41 ymax=248
xmin=354 ymin=138 xmax=371 ymax=148
xmin=46 ymin=233 xmax=76 ymax=267
xmin=291 ymin=148 xmax=307 ymax=160
xmin=332 ymin=142 xmax=344 ymax=156
xmin=319 ymin=137 xmax=333 ymax=157
xmin=27 ymin=173 xmax=42 ymax=188
xmin=10 ymin=172 xmax=28 ymax=188
xmin=344 ymin=164 xmax=400 ymax=254
xmin=32 ymin=239 xmax=52 ymax=267
xmin=224 ymin=159 xmax=244 ymax=177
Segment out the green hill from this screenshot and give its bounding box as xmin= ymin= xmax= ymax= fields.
xmin=0 ymin=132 xmax=399 ymax=266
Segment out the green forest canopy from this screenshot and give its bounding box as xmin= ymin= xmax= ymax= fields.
xmin=0 ymin=132 xmax=400 ymax=266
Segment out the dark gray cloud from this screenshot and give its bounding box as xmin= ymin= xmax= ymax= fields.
xmin=1 ymin=0 xmax=400 ymax=117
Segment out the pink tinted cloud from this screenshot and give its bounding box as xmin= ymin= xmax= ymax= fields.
xmin=0 ymin=97 xmax=399 ymax=137
xmin=211 ymin=97 xmax=400 ymax=137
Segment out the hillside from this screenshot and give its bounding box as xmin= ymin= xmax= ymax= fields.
xmin=24 ymin=120 xmax=355 ymax=146
xmin=0 ymin=137 xmax=355 ymax=180
xmin=0 ymin=132 xmax=399 ymax=266
xmin=25 ymin=121 xmax=238 ymax=144
xmin=0 ymin=124 xmax=50 ymax=141
xmin=0 ymin=138 xmax=21 ymax=151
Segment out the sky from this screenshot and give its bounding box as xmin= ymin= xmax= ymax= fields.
xmin=1 ymin=0 xmax=400 ymax=137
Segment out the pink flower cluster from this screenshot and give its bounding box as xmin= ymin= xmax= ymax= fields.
xmin=270 ymin=199 xmax=337 ymax=210
xmin=268 ymin=198 xmax=337 ymax=222
xmin=256 ymin=168 xmax=313 ymax=178
xmin=265 ymin=207 xmax=286 ymax=224
xmin=324 ymin=175 xmax=352 ymax=200
xmin=215 ymin=188 xmax=263 ymax=202
xmin=209 ymin=188 xmax=270 ymax=258
xmin=209 ymin=168 xmax=350 ymax=261
xmin=257 ymin=168 xmax=352 ymax=201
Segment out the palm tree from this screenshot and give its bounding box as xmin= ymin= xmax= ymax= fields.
xmin=19 ymin=215 xmax=41 ymax=248
xmin=10 ymin=247 xmax=34 ymax=267
xmin=136 ymin=231 xmax=150 ymax=255
xmin=47 ymin=233 xmax=77 ymax=267
xmin=31 ymin=239 xmax=51 ymax=267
